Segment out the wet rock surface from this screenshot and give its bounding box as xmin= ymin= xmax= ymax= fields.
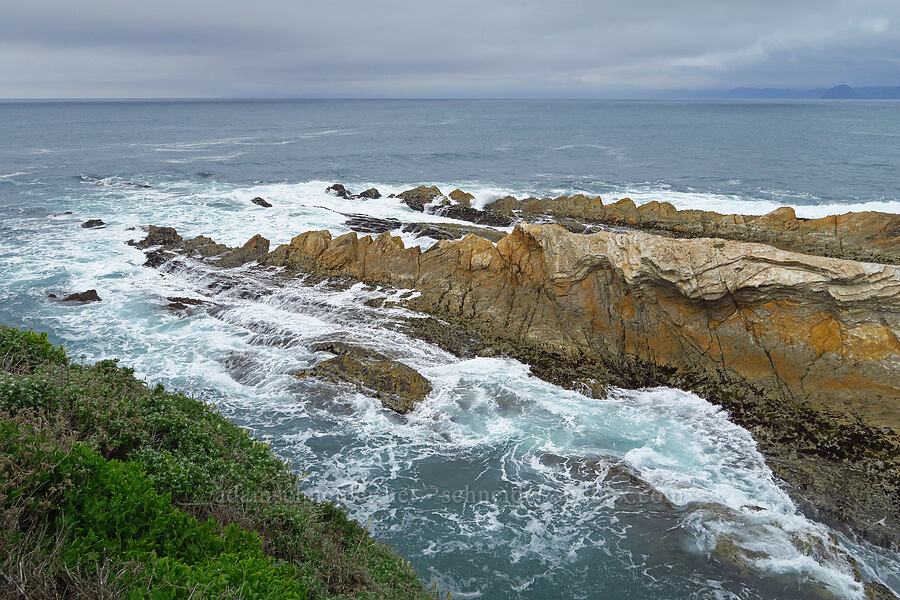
xmin=165 ymin=296 xmax=209 ymax=311
xmin=80 ymin=219 xmax=105 ymax=228
xmin=401 ymin=222 xmax=507 ymax=243
xmin=250 ymin=196 xmax=272 ymax=207
xmin=295 ymin=341 xmax=432 ymax=413
xmin=326 ymin=183 xmax=351 ymax=198
xmin=128 ymin=225 xmax=183 ymax=249
xmin=60 ymin=289 xmax=101 ymax=303
xmin=344 ymin=215 xmax=402 ymax=234
xmin=356 ymin=187 xmax=381 ymax=199
xmin=397 ymin=185 xmax=443 ymax=211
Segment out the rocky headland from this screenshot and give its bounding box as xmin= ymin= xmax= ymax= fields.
xmin=129 ymin=185 xmax=900 ymax=555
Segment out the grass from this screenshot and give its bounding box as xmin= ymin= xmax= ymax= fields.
xmin=0 ymin=326 xmax=441 ymax=600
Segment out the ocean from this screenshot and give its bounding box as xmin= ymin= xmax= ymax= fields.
xmin=1 ymin=99 xmax=898 ymax=599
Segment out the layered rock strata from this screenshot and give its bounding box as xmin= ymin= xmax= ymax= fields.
xmin=483 ymin=194 xmax=900 ymax=264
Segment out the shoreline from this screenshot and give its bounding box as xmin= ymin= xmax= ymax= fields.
xmin=125 ymin=185 xmax=899 ymax=556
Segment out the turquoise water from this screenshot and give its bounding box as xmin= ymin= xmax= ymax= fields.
xmin=1 ymin=100 xmax=898 ymax=599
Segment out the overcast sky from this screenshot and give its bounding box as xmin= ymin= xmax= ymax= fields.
xmin=1 ymin=0 xmax=898 ymax=98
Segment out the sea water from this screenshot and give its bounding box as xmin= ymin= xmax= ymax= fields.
xmin=1 ymin=99 xmax=898 ymax=599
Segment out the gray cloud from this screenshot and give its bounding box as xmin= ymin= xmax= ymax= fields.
xmin=1 ymin=0 xmax=897 ymax=97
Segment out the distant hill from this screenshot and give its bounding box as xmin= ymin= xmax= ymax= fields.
xmin=657 ymin=85 xmax=900 ymax=100
xmin=821 ymin=84 xmax=861 ymax=99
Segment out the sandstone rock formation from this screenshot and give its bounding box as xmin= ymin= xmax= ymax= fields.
xmin=481 ymin=193 xmax=899 ymax=264
xmin=263 ymin=224 xmax=899 ymax=424
xmin=134 ymin=221 xmax=900 ymax=548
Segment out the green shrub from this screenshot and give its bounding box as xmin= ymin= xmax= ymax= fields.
xmin=0 ymin=328 xmax=437 ymax=599
xmin=0 ymin=326 xmax=67 ymax=372
xmin=0 ymin=373 xmax=58 ymax=409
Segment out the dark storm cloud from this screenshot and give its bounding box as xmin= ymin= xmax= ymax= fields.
xmin=1 ymin=0 xmax=897 ymax=97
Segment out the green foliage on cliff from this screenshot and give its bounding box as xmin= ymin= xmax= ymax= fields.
xmin=0 ymin=326 xmax=436 ymax=599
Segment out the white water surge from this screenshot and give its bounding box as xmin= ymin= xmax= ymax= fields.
xmin=1 ymin=178 xmax=898 ymax=599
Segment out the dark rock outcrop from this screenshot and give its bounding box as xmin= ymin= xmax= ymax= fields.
xmin=326 ymin=184 xmax=351 ymax=198
xmin=344 ymin=215 xmax=402 ymax=234
xmin=295 ymin=342 xmax=432 ymax=413
xmin=128 ymin=226 xmax=183 ymax=250
xmin=80 ymin=219 xmax=105 ymax=229
xmin=356 ymin=187 xmax=381 ymax=199
xmin=129 ymin=227 xmax=268 ymax=269
xmin=61 ymin=289 xmax=101 ymax=303
xmin=434 ymin=205 xmax=513 ymax=227
xmin=251 ymin=197 xmax=272 ymax=208
xmin=401 ymin=222 xmax=506 ymax=243
xmin=166 ymin=296 xmax=208 ymax=311
xmin=398 ymin=185 xmax=443 ymax=211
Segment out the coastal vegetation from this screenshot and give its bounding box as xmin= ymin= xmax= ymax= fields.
xmin=0 ymin=326 xmax=435 ymax=599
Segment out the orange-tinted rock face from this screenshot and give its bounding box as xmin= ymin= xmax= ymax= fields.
xmin=264 ymin=224 xmax=900 ymax=431
xmin=483 ymin=194 xmax=900 ymax=264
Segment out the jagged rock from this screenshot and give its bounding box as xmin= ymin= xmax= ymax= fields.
xmin=128 ymin=226 xmax=182 ymax=249
xmin=356 ymin=187 xmax=381 ymax=199
xmin=61 ymin=289 xmax=101 ymax=303
xmin=398 ymin=185 xmax=442 ymax=211
xmin=140 ymin=221 xmax=900 ymax=548
xmin=215 ymin=234 xmax=270 ymax=268
xmin=215 ymin=224 xmax=900 ymax=431
xmin=448 ymin=189 xmax=474 ymax=207
xmin=295 ymin=342 xmax=431 ymax=413
xmin=250 ymin=197 xmax=272 ymax=208
xmin=326 ymin=183 xmax=351 ymax=198
xmin=80 ymin=219 xmax=105 ymax=228
xmin=482 ymin=192 xmax=900 ymax=264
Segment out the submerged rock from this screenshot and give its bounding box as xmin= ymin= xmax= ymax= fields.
xmin=80 ymin=219 xmax=105 ymax=228
xmin=251 ymin=196 xmax=272 ymax=208
xmin=60 ymin=289 xmax=101 ymax=303
xmin=295 ymin=342 xmax=432 ymax=413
